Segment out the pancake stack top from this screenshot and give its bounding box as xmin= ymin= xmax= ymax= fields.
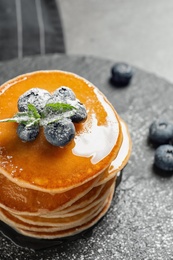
xmin=0 ymin=70 xmax=131 ymax=239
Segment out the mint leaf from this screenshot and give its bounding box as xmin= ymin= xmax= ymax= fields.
xmin=28 ymin=103 xmax=41 ymax=119
xmin=45 ymin=102 xmax=76 ymax=113
xmin=0 ymin=104 xmax=41 ymax=126
xmin=0 ymin=102 xmax=76 ymax=127
xmin=0 ymin=117 xmax=20 ymax=123
xmin=40 ymin=102 xmax=77 ymax=126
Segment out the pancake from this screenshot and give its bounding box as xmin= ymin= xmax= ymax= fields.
xmin=0 ymin=70 xmax=131 ymax=240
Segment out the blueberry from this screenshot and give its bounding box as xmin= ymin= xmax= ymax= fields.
xmin=71 ymin=101 xmax=87 ymax=123
xmin=18 ymin=88 xmax=51 ymax=114
xmin=45 ymin=95 xmax=87 ymax=123
xmin=111 ymin=62 xmax=133 ymax=86
xmin=53 ymin=87 xmax=76 ymax=101
xmin=44 ymin=119 xmax=75 ymax=147
xmin=149 ymin=119 xmax=173 ymax=144
xmin=17 ymin=124 xmax=39 ymax=142
xmin=154 ymin=145 xmax=173 ymax=171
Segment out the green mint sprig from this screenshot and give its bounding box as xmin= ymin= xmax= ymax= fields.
xmin=45 ymin=102 xmax=76 ymax=112
xmin=0 ymin=102 xmax=76 ymax=127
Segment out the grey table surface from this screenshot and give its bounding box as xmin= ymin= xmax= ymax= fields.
xmin=0 ymin=54 xmax=173 ymax=260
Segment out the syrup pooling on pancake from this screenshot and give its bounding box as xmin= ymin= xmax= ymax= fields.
xmin=0 ymin=71 xmax=123 ymax=192
xmin=0 ymin=70 xmax=131 ymax=241
xmin=72 ymin=87 xmax=119 ymax=164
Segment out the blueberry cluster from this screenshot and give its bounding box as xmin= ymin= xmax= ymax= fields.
xmin=110 ymin=62 xmax=134 ymax=87
xmin=17 ymin=87 xmax=87 ymax=146
xmin=149 ymin=119 xmax=173 ymax=171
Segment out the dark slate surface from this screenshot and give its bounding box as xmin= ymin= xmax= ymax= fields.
xmin=0 ymin=54 xmax=173 ymax=260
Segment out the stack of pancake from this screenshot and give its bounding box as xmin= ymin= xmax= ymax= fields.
xmin=0 ymin=71 xmax=131 ymax=239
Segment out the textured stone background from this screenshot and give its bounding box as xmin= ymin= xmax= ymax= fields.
xmin=0 ymin=55 xmax=173 ymax=260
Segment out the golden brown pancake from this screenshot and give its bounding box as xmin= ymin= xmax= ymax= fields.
xmin=0 ymin=70 xmax=131 ymax=239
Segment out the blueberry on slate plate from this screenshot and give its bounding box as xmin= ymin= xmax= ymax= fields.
xmin=44 ymin=119 xmax=75 ymax=147
xmin=154 ymin=145 xmax=173 ymax=171
xmin=53 ymin=87 xmax=76 ymax=101
xmin=111 ymin=62 xmax=133 ymax=86
xmin=17 ymin=124 xmax=39 ymax=142
xmin=18 ymin=88 xmax=51 ymax=114
xmin=149 ymin=119 xmax=173 ymax=145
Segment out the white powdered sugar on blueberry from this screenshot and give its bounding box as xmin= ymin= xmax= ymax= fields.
xmin=0 ymin=87 xmax=87 ymax=147
xmin=17 ymin=124 xmax=40 ymax=142
xmin=44 ymin=119 xmax=75 ymax=147
xmin=18 ymin=88 xmax=52 ymax=114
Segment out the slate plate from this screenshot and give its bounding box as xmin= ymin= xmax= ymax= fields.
xmin=0 ymin=54 xmax=173 ymax=260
